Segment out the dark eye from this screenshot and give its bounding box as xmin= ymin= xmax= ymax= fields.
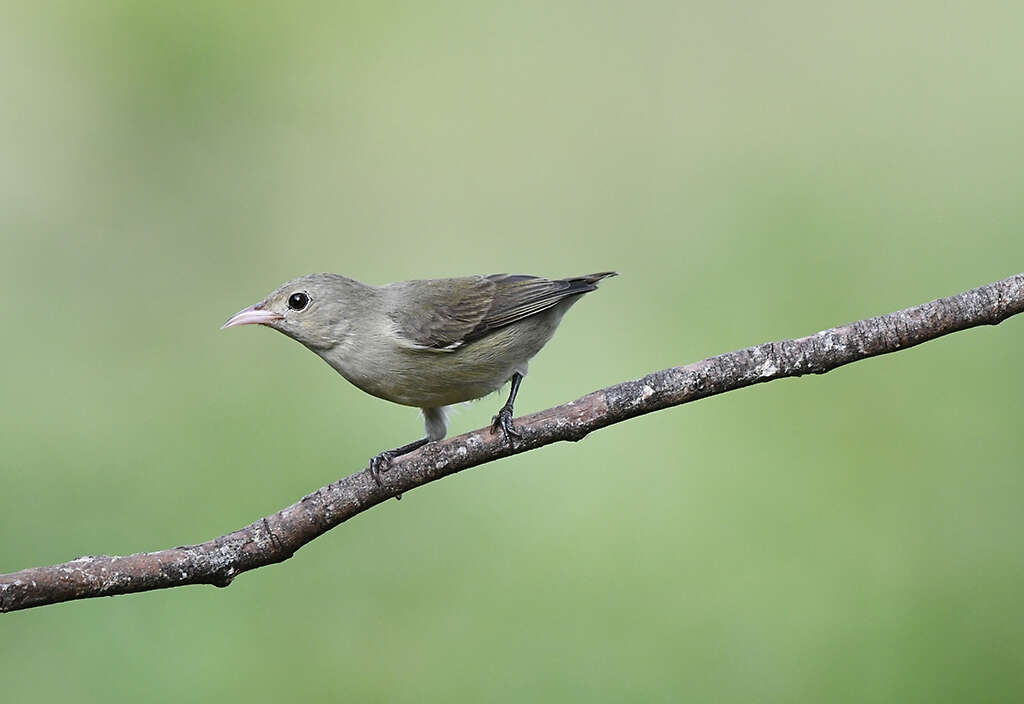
xmin=287 ymin=292 xmax=309 ymax=311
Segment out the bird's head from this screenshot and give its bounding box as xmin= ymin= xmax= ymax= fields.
xmin=221 ymin=273 xmax=365 ymax=350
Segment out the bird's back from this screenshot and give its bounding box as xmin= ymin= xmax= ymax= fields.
xmin=385 ymin=271 xmax=617 ymax=352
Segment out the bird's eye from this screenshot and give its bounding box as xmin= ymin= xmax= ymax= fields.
xmin=287 ymin=292 xmax=309 ymax=311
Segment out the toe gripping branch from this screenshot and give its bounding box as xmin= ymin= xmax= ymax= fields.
xmin=491 ymin=372 xmax=524 ymax=441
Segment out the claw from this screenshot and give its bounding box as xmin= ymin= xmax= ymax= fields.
xmin=368 ymin=450 xmax=395 ymax=488
xmin=366 ymin=438 xmax=429 ymax=499
xmin=491 ymin=407 xmax=522 ymax=441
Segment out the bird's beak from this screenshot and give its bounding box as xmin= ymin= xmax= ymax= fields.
xmin=221 ymin=303 xmax=284 ymax=329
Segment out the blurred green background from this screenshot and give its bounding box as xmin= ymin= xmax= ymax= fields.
xmin=3 ymin=1 xmax=1023 ymax=701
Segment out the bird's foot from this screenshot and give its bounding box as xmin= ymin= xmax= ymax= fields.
xmin=367 ymin=438 xmax=428 ymax=498
xmin=368 ymin=450 xmax=396 ymax=488
xmin=491 ymin=406 xmax=522 ymax=441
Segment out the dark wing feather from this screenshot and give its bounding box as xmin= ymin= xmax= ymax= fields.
xmin=389 ymin=272 xmax=616 ymax=351
xmin=387 ymin=276 xmax=497 ymax=351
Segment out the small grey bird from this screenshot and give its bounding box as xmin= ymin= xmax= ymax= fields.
xmin=222 ymin=271 xmax=616 ymax=484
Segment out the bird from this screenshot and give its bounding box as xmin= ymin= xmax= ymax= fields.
xmin=222 ymin=271 xmax=617 ymax=485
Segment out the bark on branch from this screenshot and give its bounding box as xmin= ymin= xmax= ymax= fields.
xmin=3 ymin=273 xmax=1023 ymax=613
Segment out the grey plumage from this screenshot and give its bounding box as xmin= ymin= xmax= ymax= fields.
xmin=222 ymin=270 xmax=616 ymax=482
xmin=387 ymin=272 xmax=615 ymax=350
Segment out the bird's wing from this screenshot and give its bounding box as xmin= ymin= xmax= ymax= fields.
xmin=386 ymin=276 xmax=497 ymax=352
xmin=388 ymin=272 xmax=616 ymax=352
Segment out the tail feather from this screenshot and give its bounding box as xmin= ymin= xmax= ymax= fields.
xmin=582 ymin=271 xmax=619 ymax=282
xmin=559 ymin=271 xmax=619 ymax=294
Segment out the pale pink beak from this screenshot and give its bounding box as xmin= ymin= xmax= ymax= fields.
xmin=221 ymin=303 xmax=284 ymax=329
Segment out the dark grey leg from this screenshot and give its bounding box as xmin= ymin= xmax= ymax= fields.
xmin=491 ymin=372 xmax=524 ymax=441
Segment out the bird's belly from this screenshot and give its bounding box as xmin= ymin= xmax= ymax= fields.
xmin=325 ymin=312 xmax=563 ymax=408
xmin=373 ymin=350 xmax=520 ymax=408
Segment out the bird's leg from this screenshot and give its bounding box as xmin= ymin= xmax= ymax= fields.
xmin=368 ymin=437 xmax=429 ymax=488
xmin=491 ymin=372 xmax=524 ymax=441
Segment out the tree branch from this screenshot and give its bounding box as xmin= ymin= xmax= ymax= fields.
xmin=3 ymin=273 xmax=1023 ymax=613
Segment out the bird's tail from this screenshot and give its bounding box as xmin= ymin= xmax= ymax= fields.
xmin=561 ymin=271 xmax=619 ymax=292
xmin=579 ymin=271 xmax=618 ymax=284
